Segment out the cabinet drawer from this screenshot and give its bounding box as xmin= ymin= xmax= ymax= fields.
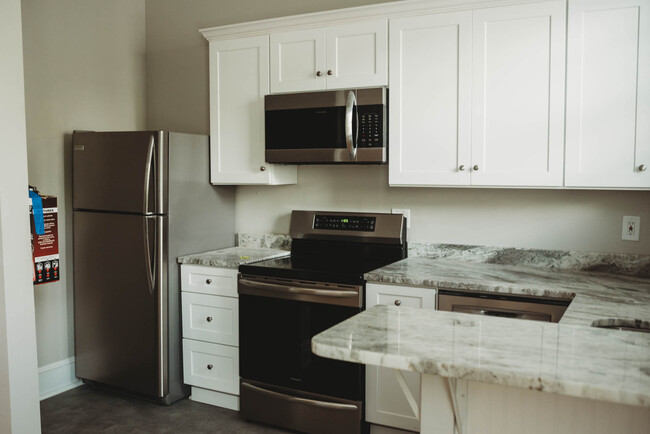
xmin=367 ymin=283 xmax=436 ymax=309
xmin=183 ymin=339 xmax=239 ymax=395
xmin=182 ymin=292 xmax=238 ymax=346
xmin=181 ymin=265 xmax=238 ymax=297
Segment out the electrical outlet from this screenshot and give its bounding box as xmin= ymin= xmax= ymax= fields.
xmin=622 ymin=216 xmax=640 ymax=241
xmin=392 ymin=208 xmax=411 ymax=229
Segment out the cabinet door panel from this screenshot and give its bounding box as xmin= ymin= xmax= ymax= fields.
xmin=326 ymin=20 xmax=387 ymax=89
xmin=270 ymin=28 xmax=326 ymax=93
xmin=365 ymin=283 xmax=436 ymax=431
xmin=389 ymin=12 xmax=472 ymax=186
xmin=209 ymin=36 xmax=296 ymax=185
xmin=471 ymin=1 xmax=565 ymax=187
xmin=565 ymin=0 xmax=650 ymax=188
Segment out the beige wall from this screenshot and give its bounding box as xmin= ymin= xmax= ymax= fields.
xmin=146 ymin=0 xmax=650 ymax=255
xmin=21 ymin=0 xmax=147 ymax=367
xmin=1 ymin=0 xmax=41 ymax=430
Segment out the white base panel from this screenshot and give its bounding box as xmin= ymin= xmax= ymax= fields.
xmin=38 ymin=357 xmax=82 ymax=400
xmin=370 ymin=423 xmax=417 ymax=434
xmin=190 ymin=386 xmax=239 ymax=411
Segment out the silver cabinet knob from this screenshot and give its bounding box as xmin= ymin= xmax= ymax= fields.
xmin=206 ymin=316 xmax=213 ymax=323
xmin=640 ymin=164 xmax=647 ymax=172
xmin=394 ymin=300 xmax=401 ymax=306
xmin=207 ymin=364 xmax=213 ymax=370
xmin=260 ymin=166 xmax=266 ymax=172
xmin=473 ymin=165 xmax=479 ymax=171
xmin=327 ymin=70 xmax=333 ymax=76
xmin=205 ymin=278 xmax=212 ymax=285
xmin=316 ymin=71 xmax=323 ymax=77
xmin=459 ymin=165 xmax=466 ymax=171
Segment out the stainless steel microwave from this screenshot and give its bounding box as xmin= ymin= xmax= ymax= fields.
xmin=265 ymin=87 xmax=387 ymax=164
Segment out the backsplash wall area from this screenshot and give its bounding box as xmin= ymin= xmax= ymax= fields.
xmin=237 ymin=165 xmax=650 ymax=255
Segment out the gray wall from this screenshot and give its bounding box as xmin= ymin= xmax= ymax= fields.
xmin=22 ymin=0 xmax=147 ymax=367
xmin=1 ymin=0 xmax=41 ymax=430
xmin=146 ymin=0 xmax=650 ymax=254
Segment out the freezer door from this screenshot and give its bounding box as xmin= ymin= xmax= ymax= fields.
xmin=72 ymin=131 xmax=167 ymax=214
xmin=73 ymin=211 xmax=167 ymax=398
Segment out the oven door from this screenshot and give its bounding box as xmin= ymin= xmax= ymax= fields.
xmin=238 ymin=276 xmax=364 ymax=400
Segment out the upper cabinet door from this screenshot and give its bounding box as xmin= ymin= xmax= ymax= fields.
xmin=209 ymin=35 xmax=297 ymax=185
xmin=270 ymin=28 xmax=326 ymax=93
xmin=471 ymin=1 xmax=566 ymax=187
xmin=270 ymin=20 xmax=387 ymax=93
xmin=388 ymin=11 xmax=472 ymax=187
xmin=325 ymin=20 xmax=388 ymax=89
xmin=565 ymin=0 xmax=650 ymax=189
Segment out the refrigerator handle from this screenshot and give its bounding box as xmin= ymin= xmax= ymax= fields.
xmin=143 ymin=216 xmax=156 ymax=295
xmin=143 ymin=135 xmax=155 ymax=214
xmin=156 ymin=215 xmax=165 ymax=397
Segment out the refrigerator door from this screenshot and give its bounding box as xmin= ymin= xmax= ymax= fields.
xmin=73 ymin=211 xmax=167 ymax=398
xmin=72 ymin=131 xmax=167 ymax=214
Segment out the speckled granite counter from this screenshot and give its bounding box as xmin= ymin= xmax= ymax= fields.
xmin=312 ymin=305 xmax=650 ymax=407
xmin=177 ymin=247 xmax=289 ymax=269
xmin=365 ymin=257 xmax=650 ymax=327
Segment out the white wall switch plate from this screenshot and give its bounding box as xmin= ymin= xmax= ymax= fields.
xmin=622 ymin=216 xmax=640 ymax=241
xmin=392 ymin=208 xmax=410 ymax=229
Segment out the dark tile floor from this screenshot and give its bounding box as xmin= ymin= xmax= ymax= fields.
xmin=40 ymin=385 xmax=290 ymax=433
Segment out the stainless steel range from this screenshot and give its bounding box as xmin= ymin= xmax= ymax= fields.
xmin=238 ymin=210 xmax=407 ymax=434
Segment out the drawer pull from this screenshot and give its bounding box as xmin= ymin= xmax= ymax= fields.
xmin=205 ymin=278 xmax=212 ymax=285
xmin=207 ymin=364 xmax=213 ymax=370
xmin=394 ymin=299 xmax=402 ymax=306
xmin=206 ymin=316 xmax=213 ymax=322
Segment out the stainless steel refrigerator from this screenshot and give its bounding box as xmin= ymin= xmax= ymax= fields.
xmin=72 ymin=131 xmax=234 ymax=404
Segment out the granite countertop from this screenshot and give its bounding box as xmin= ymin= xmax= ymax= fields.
xmin=365 ymin=257 xmax=650 ymax=326
xmin=312 ymin=304 xmax=650 ymax=407
xmin=177 ymin=246 xmax=289 ymax=269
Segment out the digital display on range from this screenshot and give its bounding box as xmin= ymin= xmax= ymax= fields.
xmin=313 ymin=215 xmax=376 ymax=232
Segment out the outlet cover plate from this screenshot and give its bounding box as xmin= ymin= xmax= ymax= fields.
xmin=622 ymin=216 xmax=640 ymax=241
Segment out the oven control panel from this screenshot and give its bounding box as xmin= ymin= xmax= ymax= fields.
xmin=313 ymin=214 xmax=376 ymax=232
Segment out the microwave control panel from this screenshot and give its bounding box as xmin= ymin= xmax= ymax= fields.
xmin=358 ymin=105 xmax=384 ymax=148
xmin=314 ymin=215 xmax=376 ymax=232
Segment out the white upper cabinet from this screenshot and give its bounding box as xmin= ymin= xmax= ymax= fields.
xmin=389 ymin=1 xmax=566 ymax=188
xmin=270 ymin=19 xmax=388 ymax=93
xmin=208 ymin=35 xmax=296 ymax=185
xmin=389 ymin=11 xmax=472 ymax=186
xmin=565 ymin=0 xmax=650 ymax=189
xmin=470 ymin=1 xmax=566 ymax=187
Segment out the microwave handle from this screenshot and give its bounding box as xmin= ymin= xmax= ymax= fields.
xmin=345 ymin=90 xmax=358 ymax=160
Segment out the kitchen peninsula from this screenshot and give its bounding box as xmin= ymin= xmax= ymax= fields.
xmin=312 ymin=258 xmax=650 ymax=434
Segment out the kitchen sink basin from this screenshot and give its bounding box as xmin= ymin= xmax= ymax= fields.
xmin=591 ymin=318 xmax=650 ymax=333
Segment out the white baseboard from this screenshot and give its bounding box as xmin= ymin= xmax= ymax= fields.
xmin=38 ymin=357 xmax=82 ymax=400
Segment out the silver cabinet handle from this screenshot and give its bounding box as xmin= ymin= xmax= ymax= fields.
xmin=459 ymin=165 xmax=465 ymax=171
xmin=207 ymin=364 xmax=213 ymax=370
xmin=640 ymin=164 xmax=647 ymax=172
xmin=327 ymin=70 xmax=333 ymax=76
xmin=394 ymin=300 xmax=401 ymax=306
xmin=316 ymin=71 xmax=323 ymax=77
xmin=206 ymin=316 xmax=213 ymax=322
xmin=345 ymin=91 xmax=358 ymax=160
xmin=260 ymin=166 xmax=266 ymax=172
xmin=473 ymin=165 xmax=479 ymax=171
xmin=205 ymin=278 xmax=212 ymax=285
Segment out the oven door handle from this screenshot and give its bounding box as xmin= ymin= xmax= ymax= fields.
xmin=239 ymin=279 xmax=358 ymax=298
xmin=241 ymin=382 xmax=359 ymax=411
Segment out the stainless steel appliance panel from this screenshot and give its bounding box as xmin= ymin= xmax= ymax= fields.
xmin=72 ymin=131 xmax=167 ymax=214
xmin=73 ymin=211 xmax=167 ymax=397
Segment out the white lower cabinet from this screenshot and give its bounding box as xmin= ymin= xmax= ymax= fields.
xmin=181 ymin=264 xmax=240 ymax=410
xmin=366 ymin=283 xmax=436 ymax=432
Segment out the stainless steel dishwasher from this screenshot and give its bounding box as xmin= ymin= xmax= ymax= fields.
xmin=437 ymin=289 xmax=570 ymax=323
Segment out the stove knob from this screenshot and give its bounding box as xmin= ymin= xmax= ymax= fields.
xmin=394 ymin=300 xmax=401 ymax=306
